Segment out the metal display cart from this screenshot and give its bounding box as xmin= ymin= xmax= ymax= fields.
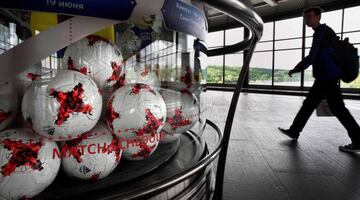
xmin=0 ymin=0 xmax=263 ymax=199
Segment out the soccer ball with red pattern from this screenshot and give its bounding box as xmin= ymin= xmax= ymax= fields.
xmin=14 ymin=65 xmax=42 ymax=98
xmin=0 ymin=128 xmax=61 ymax=200
xmin=121 ymin=132 xmax=161 ymax=161
xmin=160 ymin=89 xmax=200 ymax=134
xmin=62 ymin=35 xmax=124 ymax=89
xmin=136 ymin=66 xmax=160 ymax=88
xmin=61 ymin=122 xmax=121 ymax=180
xmin=0 ymin=82 xmax=18 ymax=131
xmin=22 ymin=70 xmax=102 ymax=141
xmin=106 ymin=83 xmax=166 ymax=141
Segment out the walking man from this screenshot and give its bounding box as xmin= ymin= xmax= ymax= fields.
xmin=278 ymin=7 xmax=360 ymax=153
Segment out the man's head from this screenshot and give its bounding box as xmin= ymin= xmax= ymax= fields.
xmin=303 ymin=7 xmax=323 ymax=28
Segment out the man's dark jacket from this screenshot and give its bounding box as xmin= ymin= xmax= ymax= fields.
xmin=293 ymin=23 xmax=340 ymax=80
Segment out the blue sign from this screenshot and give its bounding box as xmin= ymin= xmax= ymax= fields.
xmin=0 ymin=0 xmax=136 ymax=21
xmin=162 ymin=0 xmax=207 ymax=40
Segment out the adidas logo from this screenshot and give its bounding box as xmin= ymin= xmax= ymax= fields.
xmin=79 ymin=165 xmax=91 ymax=174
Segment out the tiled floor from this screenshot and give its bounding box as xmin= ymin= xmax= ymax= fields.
xmin=202 ymin=91 xmax=360 ymax=200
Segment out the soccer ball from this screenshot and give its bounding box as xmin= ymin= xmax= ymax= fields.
xmin=62 ymin=35 xmax=124 ymax=89
xmin=0 ymin=128 xmax=61 ymax=200
xmin=159 ymin=89 xmax=200 ymax=134
xmin=99 ymin=87 xmax=115 ymax=122
xmin=0 ymin=82 xmax=18 ymax=131
xmin=120 ymin=132 xmax=161 ymax=161
xmin=106 ymin=83 xmax=166 ymax=140
xmin=14 ymin=65 xmax=56 ymax=98
xmin=61 ymin=122 xmax=121 ymax=180
xmin=22 ymin=70 xmax=102 ymax=141
xmin=14 ymin=65 xmax=41 ymax=98
xmin=136 ymin=66 xmax=160 ymax=88
xmin=178 ymin=66 xmax=201 ymax=93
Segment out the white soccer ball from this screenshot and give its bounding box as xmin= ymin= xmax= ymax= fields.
xmin=160 ymin=89 xmax=200 ymax=134
xmin=177 ymin=66 xmax=201 ymax=93
xmin=14 ymin=65 xmax=42 ymax=98
xmin=22 ymin=70 xmax=102 ymax=141
xmin=120 ymin=132 xmax=161 ymax=161
xmin=99 ymin=87 xmax=115 ymax=122
xmin=61 ymin=122 xmax=121 ymax=180
xmin=0 ymin=82 xmax=18 ymax=132
xmin=135 ymin=66 xmax=160 ymax=88
xmin=106 ymin=83 xmax=166 ymax=140
xmin=62 ymin=35 xmax=124 ymax=89
xmin=0 ymin=128 xmax=61 ymax=200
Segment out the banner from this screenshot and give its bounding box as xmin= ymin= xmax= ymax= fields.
xmin=94 ymin=26 xmax=115 ymax=44
xmin=0 ymin=0 xmax=136 ymax=20
xmin=30 ymin=12 xmax=58 ymax=35
xmin=162 ymin=0 xmax=207 ymax=41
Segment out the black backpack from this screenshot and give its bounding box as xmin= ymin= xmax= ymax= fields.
xmin=333 ymin=37 xmax=359 ymax=83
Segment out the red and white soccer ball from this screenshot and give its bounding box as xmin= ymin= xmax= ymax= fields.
xmin=22 ymin=70 xmax=102 ymax=141
xmin=120 ymin=132 xmax=160 ymax=161
xmin=99 ymin=87 xmax=115 ymax=122
xmin=136 ymin=66 xmax=160 ymax=89
xmin=14 ymin=65 xmax=42 ymax=98
xmin=62 ymin=35 xmax=124 ymax=89
xmin=160 ymin=89 xmax=200 ymax=134
xmin=178 ymin=66 xmax=201 ymax=93
xmin=106 ymin=83 xmax=166 ymax=140
xmin=0 ymin=82 xmax=18 ymax=132
xmin=61 ymin=122 xmax=121 ymax=180
xmin=0 ymin=128 xmax=61 ymax=200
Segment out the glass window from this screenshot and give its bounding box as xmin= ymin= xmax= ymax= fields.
xmin=322 ymin=10 xmax=343 ymax=34
xmin=305 ymin=36 xmax=313 ymax=48
xmin=225 ymin=27 xmax=244 ymax=46
xmin=275 ymin=17 xmax=303 ymax=40
xmin=344 ymin=6 xmax=360 ymax=32
xmin=186 ymin=34 xmax=196 ymax=51
xmin=274 ymin=50 xmax=302 ymax=86
xmin=249 ymin=51 xmax=273 ymax=85
xmin=224 ymin=53 xmax=243 ymax=84
xmin=206 ymin=30 xmax=224 ymax=48
xmin=261 ymin=22 xmax=274 ymax=42
xmin=255 ymin=41 xmax=273 ymax=52
xmin=275 ymin=39 xmax=302 ymax=50
xmin=205 ymin=55 xmax=223 ymax=83
xmin=343 ymin=32 xmax=360 ymax=44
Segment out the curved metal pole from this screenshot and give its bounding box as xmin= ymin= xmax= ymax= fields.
xmin=213 ymin=40 xmax=257 ymax=200
xmin=198 ymin=0 xmax=263 ymax=199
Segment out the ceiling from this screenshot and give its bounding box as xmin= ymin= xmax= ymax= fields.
xmin=206 ymin=0 xmax=360 ymax=32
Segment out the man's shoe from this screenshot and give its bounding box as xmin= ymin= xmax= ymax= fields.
xmin=339 ymin=143 xmax=360 ymax=153
xmin=278 ymin=127 xmax=299 ymax=140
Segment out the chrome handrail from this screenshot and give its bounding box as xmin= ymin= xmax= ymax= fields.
xmin=197 ymin=0 xmax=264 ymax=199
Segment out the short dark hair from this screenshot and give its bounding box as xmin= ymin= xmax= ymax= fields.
xmin=303 ymin=7 xmax=323 ymax=16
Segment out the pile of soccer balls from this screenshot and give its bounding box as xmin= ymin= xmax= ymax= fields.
xmin=0 ymin=35 xmax=200 ymax=200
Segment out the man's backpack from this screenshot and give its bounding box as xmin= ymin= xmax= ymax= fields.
xmin=333 ymin=37 xmax=359 ymax=83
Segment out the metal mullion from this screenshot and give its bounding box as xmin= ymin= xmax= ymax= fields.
xmin=272 ymin=21 xmax=275 ymax=86
xmin=222 ymin=30 xmax=225 ymax=84
xmin=341 ymin=8 xmax=345 ymax=40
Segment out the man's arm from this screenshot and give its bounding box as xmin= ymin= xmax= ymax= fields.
xmin=289 ymin=26 xmax=327 ymax=77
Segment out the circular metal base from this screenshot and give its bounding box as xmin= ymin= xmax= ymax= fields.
xmin=35 ymin=131 xmax=205 ymax=200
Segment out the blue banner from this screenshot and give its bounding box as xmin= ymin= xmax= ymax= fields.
xmin=0 ymin=0 xmax=136 ymax=20
xmin=162 ymin=0 xmax=207 ymax=40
